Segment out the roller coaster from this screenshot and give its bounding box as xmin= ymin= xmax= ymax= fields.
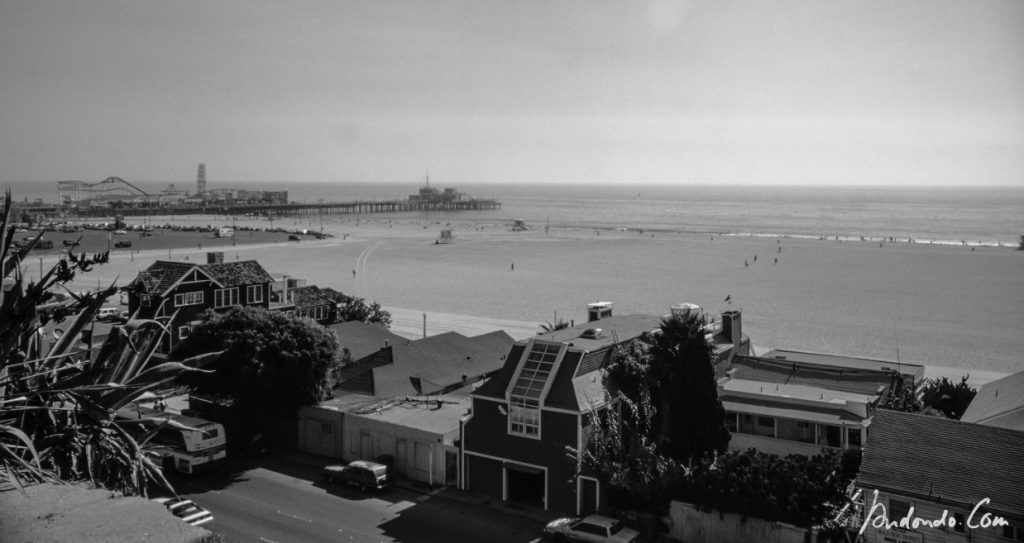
xmin=58 ymin=177 xmax=152 ymax=206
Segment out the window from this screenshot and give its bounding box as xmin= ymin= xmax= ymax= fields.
xmin=140 ymin=294 xmax=151 ymax=307
xmin=247 ymin=285 xmax=263 ymax=304
xmin=178 ymin=325 xmax=191 ymax=339
xmin=1001 ymin=525 xmax=1024 ymax=540
xmin=889 ymin=498 xmax=911 ymax=521
xmin=214 ymin=287 xmax=239 ymax=308
xmin=509 ymin=403 xmax=540 ymax=437
xmin=777 ymin=419 xmax=815 ymax=443
xmin=739 ymin=414 xmax=756 ymax=434
xmin=818 ymin=424 xmax=841 ymax=447
xmin=848 ymin=428 xmax=862 ymax=449
xmin=953 ymin=512 xmax=965 ymax=533
xmin=173 ymin=291 xmax=204 ymax=307
xmin=508 ymin=342 xmax=561 ymax=438
xmin=755 ymin=416 xmax=775 ymax=437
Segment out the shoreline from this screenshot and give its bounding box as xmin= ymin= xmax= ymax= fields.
xmin=28 ymin=213 xmax=1021 ymax=381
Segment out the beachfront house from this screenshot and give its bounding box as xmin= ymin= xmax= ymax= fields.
xmin=461 ymin=302 xmax=751 ymax=515
xmin=960 ymin=369 xmax=1024 ymax=430
xmin=127 ymin=252 xmax=274 ymax=351
xmin=270 ymin=284 xmax=336 ymax=324
xmin=856 ymin=409 xmax=1024 ymax=543
xmin=718 ymin=349 xmax=923 ymax=456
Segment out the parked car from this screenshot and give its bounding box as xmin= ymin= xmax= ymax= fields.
xmin=288 ymin=234 xmax=300 ymax=242
xmin=544 ymin=514 xmax=640 ymax=543
xmin=152 ymin=497 xmax=214 ymax=527
xmin=62 ymin=239 xmax=78 ymax=247
xmin=114 ymin=240 xmax=132 ymax=248
xmin=113 ymin=229 xmax=127 ymax=235
xmin=96 ymin=307 xmax=122 ymax=321
xmin=322 ymin=460 xmax=390 ymax=492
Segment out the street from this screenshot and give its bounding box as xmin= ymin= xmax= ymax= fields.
xmin=168 ymin=456 xmax=548 ymax=543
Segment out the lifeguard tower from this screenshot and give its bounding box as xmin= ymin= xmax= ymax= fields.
xmin=438 ymin=228 xmax=454 ymax=244
xmin=511 ymin=219 xmax=527 ymax=232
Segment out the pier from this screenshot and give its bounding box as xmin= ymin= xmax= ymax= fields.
xmin=20 ymin=197 xmax=501 ymax=219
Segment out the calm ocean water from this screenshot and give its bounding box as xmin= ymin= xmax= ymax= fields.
xmin=6 ymin=180 xmax=1024 ymax=247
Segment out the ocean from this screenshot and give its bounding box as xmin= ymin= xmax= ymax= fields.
xmin=11 ymin=179 xmax=1022 ymax=376
xmin=6 ymin=180 xmax=1023 ymax=247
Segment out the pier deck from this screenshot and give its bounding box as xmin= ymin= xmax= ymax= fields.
xmin=20 ymin=198 xmax=501 ymax=219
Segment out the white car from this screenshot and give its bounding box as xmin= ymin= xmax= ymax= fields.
xmin=152 ymin=497 xmax=214 ymax=527
xmin=544 ymin=514 xmax=640 ymax=542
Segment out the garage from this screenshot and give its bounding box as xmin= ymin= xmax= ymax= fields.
xmin=505 ymin=463 xmax=545 ymax=508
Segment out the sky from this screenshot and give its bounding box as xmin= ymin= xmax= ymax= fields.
xmin=1 ymin=0 xmax=1022 ymax=186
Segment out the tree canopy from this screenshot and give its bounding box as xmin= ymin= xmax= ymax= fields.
xmin=173 ymin=306 xmax=340 ymax=426
xmin=649 ymin=313 xmax=731 ymax=461
xmin=327 ymin=291 xmax=392 ymax=327
xmin=575 ymin=311 xmax=732 ymax=510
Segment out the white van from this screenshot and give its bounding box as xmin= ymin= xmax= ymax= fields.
xmin=97 ymin=307 xmax=121 ymax=321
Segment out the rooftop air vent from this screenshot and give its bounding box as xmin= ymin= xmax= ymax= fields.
xmin=580 ymin=328 xmax=602 ymax=339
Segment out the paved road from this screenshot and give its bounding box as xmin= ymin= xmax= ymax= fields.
xmin=169 ymin=456 xmax=548 ymax=543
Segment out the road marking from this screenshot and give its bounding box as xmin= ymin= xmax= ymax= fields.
xmin=259 ymin=538 xmax=278 ymax=543
xmin=276 ymin=509 xmax=313 ymax=523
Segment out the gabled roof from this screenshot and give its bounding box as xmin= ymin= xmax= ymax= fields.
xmin=961 ymin=370 xmax=1024 ymax=430
xmin=327 ymin=321 xmax=408 ymax=363
xmin=200 ymin=260 xmax=274 ymax=288
xmin=727 ymin=355 xmax=892 ymax=396
xmin=857 ymin=409 xmax=1024 ymax=521
xmin=474 ymin=314 xmax=661 ymax=412
xmin=341 ymin=330 xmax=514 ymax=399
xmin=130 ymin=259 xmax=273 ymax=296
xmin=130 ymin=261 xmax=203 ymax=295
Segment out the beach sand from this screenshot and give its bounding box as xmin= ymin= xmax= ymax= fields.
xmin=44 ymin=213 xmax=1022 ymax=383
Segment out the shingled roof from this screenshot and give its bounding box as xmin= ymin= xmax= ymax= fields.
xmin=131 ymin=259 xmax=273 ymax=296
xmin=857 ymin=409 xmax=1024 ymax=522
xmin=288 ymin=285 xmax=333 ymax=310
xmin=200 ymin=261 xmax=274 ymax=288
xmin=130 ymin=261 xmax=200 ymax=294
xmin=339 ymin=330 xmax=514 ymax=399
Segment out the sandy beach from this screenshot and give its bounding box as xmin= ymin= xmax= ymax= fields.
xmin=38 ymin=213 xmax=1022 ymax=383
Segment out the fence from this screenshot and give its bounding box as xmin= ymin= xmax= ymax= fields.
xmin=668 ymin=501 xmax=814 ymax=543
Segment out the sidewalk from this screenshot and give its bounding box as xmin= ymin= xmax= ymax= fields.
xmin=280 ymin=450 xmax=560 ymax=525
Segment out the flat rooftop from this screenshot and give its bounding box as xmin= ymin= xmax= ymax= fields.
xmin=763 ymin=349 xmax=924 ymax=380
xmin=535 ymin=314 xmax=663 ymax=351
xmin=721 ymin=378 xmax=881 ymax=406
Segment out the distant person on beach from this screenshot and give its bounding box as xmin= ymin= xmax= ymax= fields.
xmin=511 ymin=263 xmax=515 ymax=271
xmin=352 ymin=269 xmax=356 ymax=279
xmin=744 ymin=260 xmax=749 ymax=267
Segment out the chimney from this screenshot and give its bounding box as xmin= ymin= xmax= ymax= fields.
xmin=587 ymin=301 xmax=613 ymax=322
xmin=722 ymin=310 xmax=742 ymax=347
xmin=207 ymin=252 xmax=224 ymax=264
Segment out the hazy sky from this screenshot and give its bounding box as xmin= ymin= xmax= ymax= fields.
xmin=1 ymin=0 xmax=1022 ymax=186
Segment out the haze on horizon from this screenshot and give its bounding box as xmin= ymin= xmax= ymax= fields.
xmin=1 ymin=0 xmax=1022 ymax=187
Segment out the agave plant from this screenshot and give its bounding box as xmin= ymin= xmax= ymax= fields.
xmin=0 ymin=189 xmax=220 ymax=496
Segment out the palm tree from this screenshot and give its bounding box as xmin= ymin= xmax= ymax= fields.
xmin=648 ymin=311 xmax=731 ymax=462
xmin=538 ymin=318 xmax=570 ymax=334
xmin=0 ymin=190 xmax=219 ymax=496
